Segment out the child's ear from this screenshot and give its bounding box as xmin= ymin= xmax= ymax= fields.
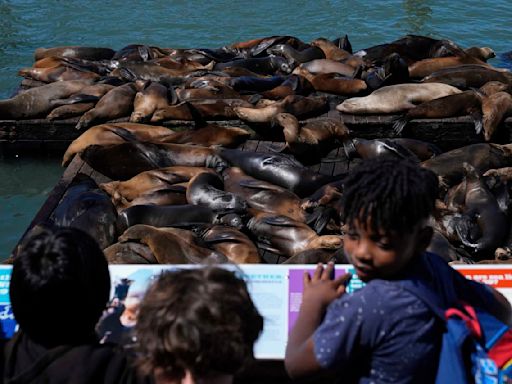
xmin=417 ymin=226 xmax=433 ymax=252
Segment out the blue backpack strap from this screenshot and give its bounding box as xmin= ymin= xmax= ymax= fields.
xmin=399 ymin=278 xmax=474 ymax=384
xmin=398 ymin=277 xmax=447 ymax=319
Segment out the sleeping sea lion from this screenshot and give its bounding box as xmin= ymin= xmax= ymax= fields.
xmin=292 ymin=66 xmax=367 ymax=95
xmin=247 ymin=212 xmax=342 ymax=258
xmin=267 ymin=43 xmax=325 ymax=64
xmin=62 ymin=123 xmax=177 ymax=166
xmin=422 ymin=64 xmax=512 ymax=89
xmin=81 ymin=142 xmax=225 ymax=180
xmin=481 ymin=91 xmax=512 ymax=141
xmin=100 ymin=166 xmax=214 ymax=204
xmin=273 ymin=113 xmax=350 ymax=160
xmin=76 ymin=82 xmax=138 ymax=130
xmin=222 ymin=167 xmax=305 ymax=222
xmin=186 ymin=172 xmax=247 ymax=213
xmin=408 ymin=54 xmax=488 ymax=78
xmin=115 ymin=224 xmax=227 ymax=264
xmin=104 ymin=242 xmax=158 ymax=264
xmin=47 ymin=102 xmax=96 ymax=120
xmin=219 ymin=149 xmax=338 ymax=197
xmin=18 ymin=66 xmax=100 ymax=83
xmin=0 ymin=79 xmax=94 ymax=119
xmin=34 ymin=46 xmax=115 ymax=61
xmin=117 ymin=204 xmax=222 ymax=233
xmin=233 ymin=94 xmax=328 ymax=123
xmin=198 ymin=225 xmax=261 ymax=263
xmin=422 ymin=143 xmax=512 ymax=189
xmin=392 ymin=90 xmax=483 ymax=135
xmin=336 ymin=83 xmax=462 ymax=114
xmin=51 ymin=173 xmax=117 ymax=250
xmin=130 ymin=81 xmax=173 ymax=122
xmin=282 ymin=248 xmax=347 ymax=264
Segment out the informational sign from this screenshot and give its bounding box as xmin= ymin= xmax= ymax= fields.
xmin=0 ymin=264 xmax=511 ymax=359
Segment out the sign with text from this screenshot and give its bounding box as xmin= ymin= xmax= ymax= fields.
xmin=0 ymin=264 xmax=511 ymax=359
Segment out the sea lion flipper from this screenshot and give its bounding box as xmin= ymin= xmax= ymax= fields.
xmin=261 ymin=215 xmax=297 ymax=227
xmin=470 ymin=110 xmax=484 ymax=135
xmin=238 ymin=179 xmax=282 ymax=191
xmin=392 ymin=116 xmax=410 ymax=136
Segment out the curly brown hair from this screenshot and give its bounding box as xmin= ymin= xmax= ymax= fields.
xmin=135 ymin=267 xmax=264 ymax=381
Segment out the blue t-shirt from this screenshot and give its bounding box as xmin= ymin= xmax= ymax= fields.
xmin=312 ymin=252 xmax=498 ymax=384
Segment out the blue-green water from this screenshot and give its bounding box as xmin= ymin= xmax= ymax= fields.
xmin=0 ymin=0 xmax=511 ymax=256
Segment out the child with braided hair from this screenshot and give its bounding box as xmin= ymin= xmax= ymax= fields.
xmin=285 ymin=157 xmax=512 ymax=383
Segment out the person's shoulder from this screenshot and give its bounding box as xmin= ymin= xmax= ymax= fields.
xmin=336 ymin=279 xmax=426 ymax=312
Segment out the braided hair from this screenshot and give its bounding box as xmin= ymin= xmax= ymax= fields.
xmin=341 ymin=158 xmax=438 ymax=234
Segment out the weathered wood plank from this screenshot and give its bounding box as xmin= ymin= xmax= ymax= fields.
xmin=2 ymin=114 xmax=511 ymax=154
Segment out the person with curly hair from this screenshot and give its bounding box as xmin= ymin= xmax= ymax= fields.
xmin=135 ymin=267 xmax=264 ymax=384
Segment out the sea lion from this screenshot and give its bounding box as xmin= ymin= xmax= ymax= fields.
xmin=219 ymin=148 xmax=338 ymax=197
xmin=292 ymin=66 xmax=367 ymax=95
xmin=198 ymin=225 xmax=261 ymax=263
xmin=260 ymin=74 xmax=314 ymax=99
xmin=246 ymin=213 xmax=342 ymax=258
xmin=336 ymin=83 xmax=462 ymax=114
xmin=116 ymin=224 xmax=227 ymax=264
xmin=344 ymin=137 xmax=442 ymax=162
xmin=81 ymin=142 xmax=225 ymax=180
xmin=310 ymin=38 xmax=360 ymax=65
xmin=453 ymin=163 xmax=508 ymax=257
xmin=222 ymin=167 xmax=305 ymax=222
xmin=47 ymin=102 xmax=96 ymax=120
xmin=116 ymin=204 xmax=240 ymax=234
xmin=186 ymin=172 xmax=247 ymax=212
xmin=233 ymin=94 xmax=328 ymax=123
xmin=301 ymin=180 xmax=344 ymax=210
xmin=50 ymin=173 xmax=117 ymax=250
xmin=102 ymin=243 xmax=159 ymax=264
xmin=112 ymin=187 xmax=187 ymax=212
xmin=104 ymin=242 xmax=158 ymax=264
xmin=273 ymin=113 xmax=350 ymax=160
xmin=355 ymin=35 xmax=463 ymax=65
xmin=300 ymin=59 xmax=358 ymax=77
xmin=176 ymin=84 xmax=241 ymax=101
xmin=422 ymin=64 xmax=512 ymax=89
xmin=62 ymin=123 xmax=178 ymax=166
xmin=426 ymin=230 xmax=465 ymax=263
xmin=34 ymin=46 xmax=115 ymax=61
xmin=422 ymin=143 xmax=512 ymax=189
xmin=282 ymin=248 xmax=348 ymax=264
xmin=229 ymin=75 xmax=287 ymax=93
xmin=76 ymin=82 xmax=138 ymax=130
xmin=392 ymin=90 xmax=483 ymax=135
xmin=481 ymin=91 xmax=512 ymax=141
xmin=267 ymin=44 xmax=325 ymax=65
xmin=100 ymin=166 xmax=214 ymax=203
xmin=0 ymin=79 xmax=94 ymax=119
xmin=111 ymin=61 xmax=213 ymax=81
xmin=408 ymin=54 xmax=488 ymax=78
xmin=18 ymin=65 xmax=100 ymax=83
xmin=464 ymin=47 xmax=496 ymax=62
xmin=151 ymin=99 xmax=253 ymax=122
xmin=213 ymin=56 xmax=292 ymax=75
xmin=130 ymin=81 xmax=173 ymax=122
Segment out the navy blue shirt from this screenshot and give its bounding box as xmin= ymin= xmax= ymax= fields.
xmin=312 ymin=252 xmax=498 ymax=384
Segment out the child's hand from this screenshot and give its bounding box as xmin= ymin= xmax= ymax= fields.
xmin=302 ymin=262 xmax=352 ymax=309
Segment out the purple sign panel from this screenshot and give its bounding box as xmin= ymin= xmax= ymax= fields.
xmin=288 ymin=267 xmax=349 ymax=334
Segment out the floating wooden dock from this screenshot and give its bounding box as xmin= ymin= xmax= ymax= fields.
xmin=2 ymin=111 xmax=512 ymax=155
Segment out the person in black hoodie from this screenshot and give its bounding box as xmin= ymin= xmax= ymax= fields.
xmin=3 ymin=225 xmax=152 ymax=384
